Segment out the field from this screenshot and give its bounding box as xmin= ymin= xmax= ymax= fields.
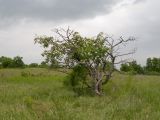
xmin=0 ymin=68 xmax=160 ymax=120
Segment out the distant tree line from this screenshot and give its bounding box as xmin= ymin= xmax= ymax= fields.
xmin=120 ymin=57 xmax=160 ymax=75
xmin=0 ymin=56 xmax=48 ymax=68
xmin=1 ymin=55 xmax=160 ymax=75
xmin=0 ymin=56 xmax=24 ymax=68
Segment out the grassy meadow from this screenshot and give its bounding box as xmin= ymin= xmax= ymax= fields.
xmin=0 ymin=68 xmax=160 ymax=120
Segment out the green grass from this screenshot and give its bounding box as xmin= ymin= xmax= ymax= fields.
xmin=0 ymin=68 xmax=160 ymax=120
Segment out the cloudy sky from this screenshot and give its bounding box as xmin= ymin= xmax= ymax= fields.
xmin=0 ymin=0 xmax=159 ymax=65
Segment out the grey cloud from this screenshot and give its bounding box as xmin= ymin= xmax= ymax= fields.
xmin=0 ymin=0 xmax=156 ymax=65
xmin=121 ymin=0 xmax=160 ymax=65
xmin=132 ymin=0 xmax=147 ymax=4
xmin=0 ymin=0 xmax=121 ymax=22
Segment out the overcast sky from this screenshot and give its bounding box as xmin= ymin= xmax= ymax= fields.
xmin=0 ymin=0 xmax=159 ymax=65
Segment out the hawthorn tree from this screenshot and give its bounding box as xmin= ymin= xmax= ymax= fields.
xmin=34 ymin=27 xmax=135 ymax=95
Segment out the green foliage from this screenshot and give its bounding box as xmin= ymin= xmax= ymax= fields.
xmin=65 ymin=64 xmax=91 ymax=96
xmin=29 ymin=63 xmax=39 ymax=68
xmin=12 ymin=56 xmax=25 ymax=68
xmin=0 ymin=56 xmax=13 ymax=68
xmin=146 ymin=57 xmax=160 ymax=72
xmin=146 ymin=58 xmax=153 ymax=71
xmin=120 ymin=64 xmax=131 ymax=72
xmin=70 ymin=64 xmax=88 ymax=86
xmin=35 ymin=32 xmax=108 ymax=68
xmin=21 ymin=71 xmax=31 ymax=77
xmin=120 ymin=61 xmax=144 ymax=74
xmin=70 ymin=32 xmax=108 ymax=63
xmin=121 ymin=58 xmax=160 ymax=75
xmin=39 ymin=61 xmax=48 ymax=68
xmin=0 ymin=56 xmax=25 ymax=68
xmin=23 ymin=96 xmax=34 ymax=108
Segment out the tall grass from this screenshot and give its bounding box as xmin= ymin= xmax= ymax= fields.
xmin=0 ymin=68 xmax=160 ymax=120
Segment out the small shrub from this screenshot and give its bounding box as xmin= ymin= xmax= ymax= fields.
xmin=23 ymin=96 xmax=34 ymax=108
xmin=21 ymin=71 xmax=31 ymax=77
xmin=64 ymin=64 xmax=92 ymax=96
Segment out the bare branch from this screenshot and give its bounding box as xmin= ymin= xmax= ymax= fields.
xmin=104 ymin=37 xmax=112 ymax=46
xmin=114 ymin=58 xmax=133 ymax=64
xmin=115 ymin=49 xmax=136 ymax=58
xmin=54 ymin=28 xmax=67 ymax=41
xmin=113 ymin=36 xmax=135 ymax=48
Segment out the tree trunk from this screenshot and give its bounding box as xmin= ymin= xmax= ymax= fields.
xmin=95 ymin=83 xmax=101 ymax=95
xmin=103 ymin=58 xmax=115 ymax=85
xmin=90 ymin=68 xmax=103 ymax=95
xmin=94 ymin=73 xmax=103 ymax=95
